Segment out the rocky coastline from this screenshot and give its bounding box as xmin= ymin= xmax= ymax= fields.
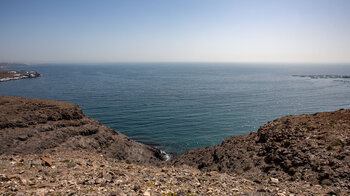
xmin=0 ymin=96 xmax=164 ymax=165
xmin=0 ymin=96 xmax=349 ymax=195
xmin=0 ymin=70 xmax=40 ymax=82
xmin=170 ymin=109 xmax=350 ymax=193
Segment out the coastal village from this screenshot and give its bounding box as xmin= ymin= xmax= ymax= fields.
xmin=0 ymin=70 xmax=40 ymax=82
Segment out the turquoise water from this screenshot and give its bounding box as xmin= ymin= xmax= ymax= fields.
xmin=1 ymin=63 xmax=350 ymax=156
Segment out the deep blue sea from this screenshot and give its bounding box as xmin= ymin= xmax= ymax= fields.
xmin=1 ymin=63 xmax=350 ymax=156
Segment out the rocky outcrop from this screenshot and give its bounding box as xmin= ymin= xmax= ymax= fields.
xmin=0 ymin=96 xmax=164 ymax=165
xmin=170 ymin=109 xmax=350 ymax=192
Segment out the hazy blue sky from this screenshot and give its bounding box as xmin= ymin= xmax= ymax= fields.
xmin=1 ymin=0 xmax=350 ymax=64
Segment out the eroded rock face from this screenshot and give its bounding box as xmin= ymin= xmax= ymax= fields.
xmin=0 ymin=96 xmax=163 ymax=166
xmin=170 ymin=109 xmax=350 ymax=189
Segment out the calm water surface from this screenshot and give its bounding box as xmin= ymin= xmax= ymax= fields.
xmin=1 ymin=63 xmax=350 ymax=156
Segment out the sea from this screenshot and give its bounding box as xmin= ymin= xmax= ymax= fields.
xmin=1 ymin=63 xmax=350 ymax=157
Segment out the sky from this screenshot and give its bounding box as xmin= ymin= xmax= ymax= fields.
xmin=1 ymin=0 xmax=350 ymax=64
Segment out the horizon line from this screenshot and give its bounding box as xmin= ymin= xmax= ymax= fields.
xmin=12 ymin=61 xmax=350 ymax=66
xmin=2 ymin=61 xmax=350 ymax=66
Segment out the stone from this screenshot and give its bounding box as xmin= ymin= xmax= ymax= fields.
xmin=143 ymin=188 xmax=152 ymax=196
xmin=95 ymin=178 xmax=104 ymax=184
xmin=17 ymin=135 xmax=28 ymax=141
xmin=41 ymin=157 xmax=52 ymax=167
xmin=271 ymin=178 xmax=279 ymax=184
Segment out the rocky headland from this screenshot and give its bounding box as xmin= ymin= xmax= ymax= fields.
xmin=0 ymin=96 xmax=164 ymax=165
xmin=170 ymin=109 xmax=350 ymax=194
xmin=0 ymin=70 xmax=40 ymax=82
xmin=0 ymin=96 xmax=349 ymax=195
xmin=0 ymin=62 xmax=40 ymax=82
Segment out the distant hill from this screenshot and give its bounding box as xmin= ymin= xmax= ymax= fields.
xmin=0 ymin=62 xmax=27 ymax=68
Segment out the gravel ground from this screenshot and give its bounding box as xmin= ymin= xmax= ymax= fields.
xmin=0 ymin=151 xmax=337 ymax=196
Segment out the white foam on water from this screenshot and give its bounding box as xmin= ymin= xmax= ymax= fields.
xmin=161 ymin=150 xmax=171 ymax=161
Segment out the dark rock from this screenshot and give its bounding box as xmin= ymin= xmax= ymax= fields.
xmin=17 ymin=135 xmax=28 ymax=141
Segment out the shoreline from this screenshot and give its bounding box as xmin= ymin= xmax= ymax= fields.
xmin=0 ymin=70 xmax=40 ymax=82
xmin=0 ymin=96 xmax=349 ymax=194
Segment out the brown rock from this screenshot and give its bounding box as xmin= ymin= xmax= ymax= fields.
xmin=270 ymin=177 xmax=279 ymax=184
xmin=41 ymin=157 xmax=52 ymax=167
xmin=170 ymin=109 xmax=350 ymax=190
xmin=95 ymin=178 xmax=104 ymax=184
xmin=0 ymin=96 xmax=164 ymax=166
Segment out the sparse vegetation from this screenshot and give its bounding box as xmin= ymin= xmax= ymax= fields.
xmin=330 ymin=138 xmax=342 ymax=147
xmin=243 ymin=162 xmax=252 ymax=171
xmin=66 ymin=161 xmax=76 ymax=168
xmin=145 ymin=182 xmax=154 ymax=186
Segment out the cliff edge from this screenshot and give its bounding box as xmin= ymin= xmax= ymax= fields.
xmin=170 ymin=109 xmax=350 ymax=190
xmin=0 ymin=96 xmax=163 ymax=165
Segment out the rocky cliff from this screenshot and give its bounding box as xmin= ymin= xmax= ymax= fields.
xmin=170 ymin=109 xmax=350 ymax=191
xmin=0 ymin=96 xmax=164 ymax=165
xmin=1 ymin=96 xmax=349 ymax=195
